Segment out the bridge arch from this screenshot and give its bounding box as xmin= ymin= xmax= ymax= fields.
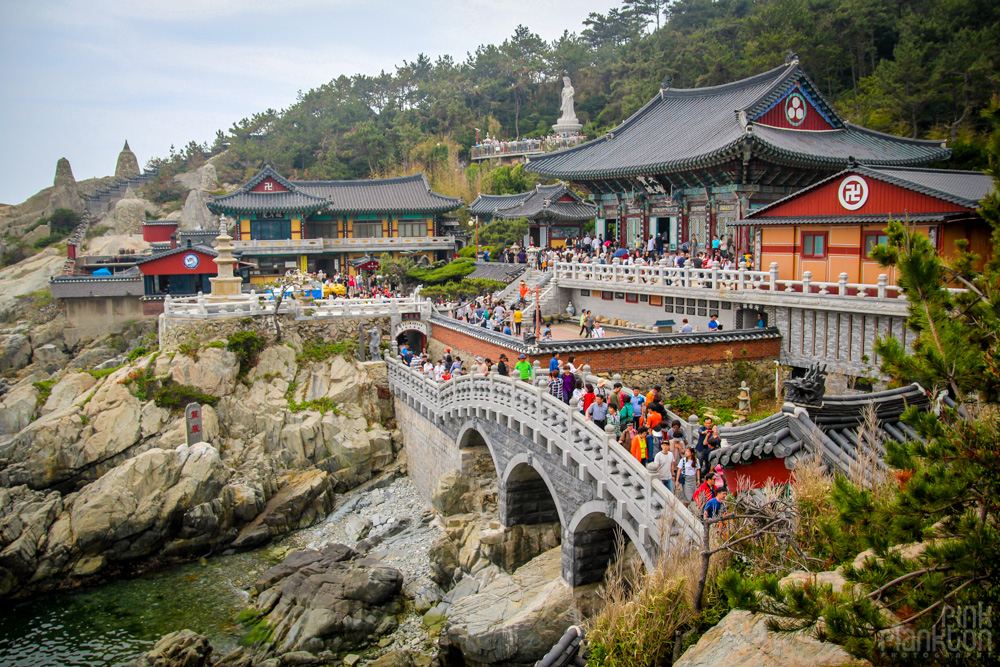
xmin=502 ymin=454 xmax=567 ymax=527
xmin=565 ymin=500 xmax=653 ymax=586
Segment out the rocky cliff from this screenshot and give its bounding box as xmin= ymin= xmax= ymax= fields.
xmin=0 ymin=326 xmax=398 ymax=598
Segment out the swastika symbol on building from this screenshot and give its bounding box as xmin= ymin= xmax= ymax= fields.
xmin=263 ymin=181 xmax=274 ymax=191
xmin=837 ymin=175 xmax=869 ymax=211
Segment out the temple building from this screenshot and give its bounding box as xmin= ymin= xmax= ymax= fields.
xmin=207 ymin=166 xmax=464 ymax=283
xmin=525 ymin=57 xmax=950 ymax=263
xmin=467 ymin=183 xmax=596 ymax=248
xmin=737 ymin=165 xmax=995 ymax=283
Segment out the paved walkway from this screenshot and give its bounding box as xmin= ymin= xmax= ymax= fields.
xmin=544 ymin=322 xmax=627 ymax=340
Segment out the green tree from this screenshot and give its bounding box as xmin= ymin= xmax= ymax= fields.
xmin=719 ymin=102 xmax=1000 ymax=664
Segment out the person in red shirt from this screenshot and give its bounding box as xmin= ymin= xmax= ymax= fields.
xmin=582 ymin=383 xmax=596 ymax=415
xmin=692 ymin=473 xmax=716 ymax=505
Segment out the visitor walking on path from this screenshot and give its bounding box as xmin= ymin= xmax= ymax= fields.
xmin=514 ymin=354 xmax=533 ymax=381
xmin=677 ymin=447 xmax=700 ymax=503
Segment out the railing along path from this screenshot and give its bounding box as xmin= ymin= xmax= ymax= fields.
xmin=386 ymin=355 xmax=702 ymax=552
xmin=163 ymin=293 xmax=430 ymax=320
xmin=554 ymin=260 xmax=917 ymax=301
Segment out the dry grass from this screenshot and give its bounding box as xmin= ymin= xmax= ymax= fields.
xmin=586 ymin=509 xmax=728 ymax=667
xmin=848 ymin=403 xmax=895 ymax=503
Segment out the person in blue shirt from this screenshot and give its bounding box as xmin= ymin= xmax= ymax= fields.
xmin=757 ymin=313 xmax=766 ymax=329
xmin=629 ymin=391 xmax=645 ymax=427
xmin=549 ymin=352 xmax=560 ymax=373
xmin=708 ymin=315 xmax=719 ymax=330
xmin=400 ymin=344 xmax=413 ymax=366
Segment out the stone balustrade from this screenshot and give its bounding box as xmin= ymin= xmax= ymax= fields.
xmin=554 ymin=260 xmax=917 ymax=302
xmin=231 ymin=235 xmax=458 ymax=254
xmin=163 ymin=293 xmax=430 ymax=321
xmin=385 ymin=352 xmax=702 ymax=583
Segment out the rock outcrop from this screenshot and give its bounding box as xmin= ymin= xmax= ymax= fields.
xmin=674 ymin=610 xmax=868 ymax=666
xmin=0 ymin=331 xmax=398 ymax=597
xmin=131 ymin=629 xmax=214 ymax=667
xmin=246 ymin=544 xmax=404 ymax=653
xmin=116 ymin=140 xmax=140 ymax=179
xmin=444 ymin=547 xmax=589 ymax=665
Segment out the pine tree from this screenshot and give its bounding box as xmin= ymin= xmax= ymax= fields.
xmin=719 ymin=100 xmax=1000 ymax=665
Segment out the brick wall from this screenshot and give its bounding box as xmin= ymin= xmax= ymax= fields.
xmin=427 ymin=322 xmax=780 ymax=404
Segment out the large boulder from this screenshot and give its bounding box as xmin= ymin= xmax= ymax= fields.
xmin=0 ymin=383 xmax=38 ymax=435
xmin=675 ymin=610 xmax=868 ymax=666
xmin=431 ymin=469 xmax=475 ymax=516
xmin=445 ymin=547 xmax=582 ymax=665
xmin=0 ymin=334 xmax=31 ymax=373
xmin=41 ymin=372 xmax=97 ymax=415
xmin=0 ymin=485 xmax=64 ymax=596
xmin=247 ymin=544 xmax=403 ymax=653
xmin=231 ymin=469 xmax=335 ymax=549
xmin=0 ymin=369 xmax=142 ymax=489
xmin=168 ymin=347 xmax=240 ymax=397
xmin=131 ymin=629 xmax=213 ymax=667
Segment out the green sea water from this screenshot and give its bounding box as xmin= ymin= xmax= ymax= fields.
xmin=0 ymin=551 xmax=272 ymax=667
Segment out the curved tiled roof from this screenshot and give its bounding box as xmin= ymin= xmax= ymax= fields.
xmin=526 ymin=63 xmax=949 ymax=180
xmin=745 ymin=165 xmax=994 ymax=221
xmin=468 ymin=183 xmax=596 ymax=222
xmin=209 ymin=167 xmax=462 ymax=216
xmin=710 ymin=383 xmax=931 ymax=475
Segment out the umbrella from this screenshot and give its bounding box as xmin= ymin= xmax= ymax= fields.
xmin=613 ymin=248 xmax=629 ymax=258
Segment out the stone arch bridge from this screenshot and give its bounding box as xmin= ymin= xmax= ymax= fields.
xmin=387 ymin=356 xmax=700 ymax=586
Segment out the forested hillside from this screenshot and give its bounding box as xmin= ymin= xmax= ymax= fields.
xmin=164 ymin=0 xmax=999 ymax=202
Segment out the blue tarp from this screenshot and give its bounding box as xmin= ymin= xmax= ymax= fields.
xmin=92 ymin=268 xmax=112 ymax=276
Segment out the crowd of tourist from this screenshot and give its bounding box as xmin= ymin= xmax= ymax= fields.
xmin=398 ymin=341 xmax=727 ymax=516
xmin=471 ymin=133 xmax=585 ymax=156
xmin=273 ymin=268 xmax=406 ymax=300
xmin=483 ymin=231 xmax=755 ymax=273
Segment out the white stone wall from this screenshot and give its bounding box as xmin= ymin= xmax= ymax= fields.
xmin=394 ymin=399 xmax=462 ymax=504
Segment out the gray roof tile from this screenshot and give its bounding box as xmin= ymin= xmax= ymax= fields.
xmin=468 ymin=184 xmax=596 ymax=222
xmin=209 ymin=166 xmax=462 ymax=215
xmin=526 ymin=64 xmax=949 ymax=180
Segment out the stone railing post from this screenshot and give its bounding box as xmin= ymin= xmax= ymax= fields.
xmin=838 ymin=272 xmax=849 ymax=296
xmin=163 ymin=294 xmax=172 ymax=315
xmin=801 ymin=270 xmax=812 ymax=295
xmin=769 ymin=262 xmax=780 ymax=292
xmin=877 ymin=274 xmax=888 ymax=299
xmin=688 ymin=414 xmax=700 ymax=448
xmin=710 ymin=260 xmax=720 ymax=290
xmin=737 ymin=261 xmax=746 ymax=291
xmin=196 ymin=293 xmax=207 ymax=316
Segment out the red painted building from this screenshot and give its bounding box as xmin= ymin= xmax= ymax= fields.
xmin=136 ymin=244 xmax=218 ymax=296
xmin=736 ymin=165 xmax=994 ymax=282
xmin=142 ymin=221 xmax=179 ymax=244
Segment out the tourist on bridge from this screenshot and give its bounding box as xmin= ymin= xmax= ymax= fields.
xmin=548 ymin=370 xmax=563 ymax=400
xmin=650 ymin=443 xmax=675 ymax=491
xmin=630 ymin=426 xmax=650 ymax=464
xmin=514 ymin=307 xmax=523 ymax=335
xmin=496 ymin=354 xmax=509 ymax=377
xmin=606 ymin=403 xmax=622 ymax=438
xmin=677 ymin=448 xmax=700 ymax=503
xmin=514 ymin=354 xmax=533 ymax=381
xmin=582 ymin=384 xmax=596 ymax=414
xmin=549 ymin=352 xmax=560 ymax=373
xmin=585 ymin=393 xmax=609 ymax=429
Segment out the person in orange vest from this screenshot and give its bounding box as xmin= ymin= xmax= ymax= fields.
xmin=518 ymin=280 xmax=528 ymax=306
xmin=630 ymin=426 xmax=649 ymax=464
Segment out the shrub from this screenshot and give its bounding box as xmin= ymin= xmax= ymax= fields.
xmin=86 ymin=365 xmax=123 ymax=379
xmin=33 ymin=233 xmax=65 ymax=249
xmin=406 ymin=259 xmax=475 ymax=285
xmin=297 ymin=339 xmax=353 ymax=364
xmin=33 ymin=378 xmax=57 ymax=407
xmin=226 ymin=331 xmax=265 ymax=376
xmin=127 ymin=347 xmax=148 ymax=362
xmin=153 ymin=383 xmax=220 ymax=410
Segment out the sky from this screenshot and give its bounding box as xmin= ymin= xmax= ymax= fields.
xmin=0 ymin=0 xmax=618 ymax=205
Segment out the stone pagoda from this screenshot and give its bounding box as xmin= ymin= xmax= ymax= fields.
xmin=208 ymin=214 xmax=243 ymax=300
